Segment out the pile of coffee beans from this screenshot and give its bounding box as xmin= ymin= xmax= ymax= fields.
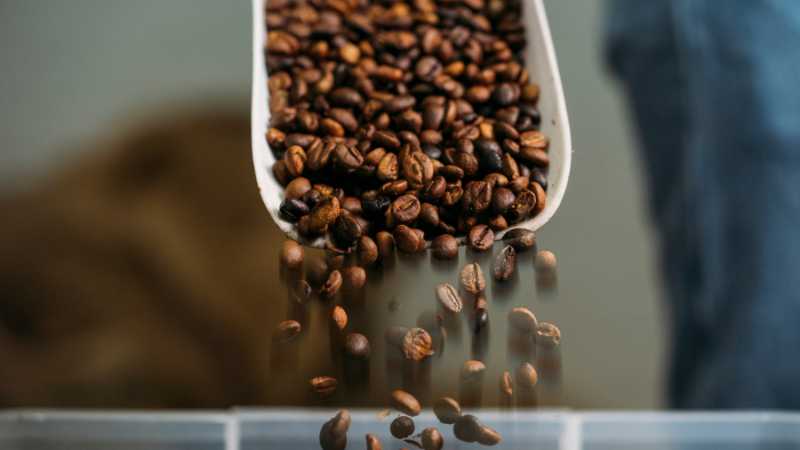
xmin=265 ymin=0 xmax=550 ymax=254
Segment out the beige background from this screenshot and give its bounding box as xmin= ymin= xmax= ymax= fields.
xmin=0 ymin=0 xmax=664 ymax=408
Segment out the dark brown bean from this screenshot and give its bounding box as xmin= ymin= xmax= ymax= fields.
xmin=421 ymin=428 xmax=443 ymax=450
xmin=280 ymin=240 xmax=304 ymax=270
xmin=319 ymin=410 xmax=349 ymax=450
xmin=320 ymin=270 xmax=343 ymax=299
xmin=402 ymin=327 xmax=434 ymax=361
xmin=453 ymin=415 xmax=482 ymax=443
xmin=419 ymin=202 xmax=440 ymax=228
xmin=391 ymin=389 xmax=422 ymax=416
xmin=391 ymin=416 xmax=416 ymax=439
xmin=461 ymin=360 xmax=486 ymax=383
xmin=375 ymin=231 xmax=395 ymax=262
xmin=366 ymin=434 xmax=382 ymax=450
xmin=431 ymin=234 xmax=458 ymax=260
xmin=309 ymin=196 xmax=341 ymax=234
xmin=341 ymin=266 xmax=366 ymax=291
xmin=274 ymin=319 xmax=301 ymax=342
xmin=491 ymin=187 xmax=515 ymax=214
xmin=503 ymin=228 xmax=536 ymax=251
xmin=516 ymin=362 xmax=538 ymax=389
xmin=344 ymin=333 xmax=371 ymax=359
xmin=433 ymin=397 xmax=462 ymax=424
xmin=395 ymin=225 xmax=424 ymax=254
xmin=284 ymin=177 xmax=312 ymax=200
xmin=462 ymin=181 xmax=493 ymax=215
xmin=467 ymin=224 xmax=494 ymax=251
xmin=356 ymin=236 xmax=378 ymax=266
xmin=536 ymin=322 xmax=562 ymax=349
xmin=392 ymin=194 xmax=422 ymax=223
xmin=310 ymin=376 xmax=338 ymax=398
xmin=535 ymin=249 xmax=557 ymax=273
xmin=477 ymin=426 xmax=503 ymax=446
xmin=493 ymin=245 xmax=516 ymax=281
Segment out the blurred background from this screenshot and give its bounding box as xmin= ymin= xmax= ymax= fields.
xmin=0 ymin=1 xmax=662 ymax=409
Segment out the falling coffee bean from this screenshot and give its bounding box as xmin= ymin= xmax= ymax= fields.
xmin=508 ymin=307 xmax=538 ymax=333
xmin=516 ymin=362 xmax=539 ymax=390
xmin=461 ymin=360 xmax=487 ymax=383
xmin=344 ymin=333 xmax=371 ymax=359
xmin=330 ymin=305 xmax=347 ymax=331
xmin=280 ymin=240 xmax=304 ymax=271
xmin=390 ymin=416 xmax=415 ymax=439
xmin=391 ymin=389 xmax=422 ymax=416
xmin=453 ymin=415 xmax=482 ymax=443
xmin=503 ymin=228 xmax=536 ymax=252
xmin=421 ymin=428 xmax=443 ymax=450
xmin=460 ymin=262 xmax=486 ymax=294
xmin=366 ymin=434 xmax=382 ymax=450
xmin=402 ymin=327 xmax=434 ymax=361
xmin=493 ymin=245 xmax=516 ymax=281
xmin=310 ymin=376 xmax=338 ymax=398
xmin=435 ymin=283 xmax=463 ymax=314
xmin=477 ymin=426 xmax=503 ymax=446
xmin=433 ymin=397 xmax=462 ymax=424
xmin=500 ymin=371 xmax=513 ymax=399
xmin=358 ymin=235 xmax=379 ymax=266
xmin=536 ymin=322 xmax=562 ymax=349
xmin=320 ymin=270 xmax=343 ymax=299
xmin=341 ymin=266 xmax=367 ymax=291
xmin=535 ymin=249 xmax=558 ymax=274
xmin=319 ymin=410 xmax=350 ymax=450
xmin=274 ymin=319 xmax=302 ymax=343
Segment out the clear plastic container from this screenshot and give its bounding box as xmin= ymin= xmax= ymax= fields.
xmin=3 ymin=409 xmax=800 ymax=450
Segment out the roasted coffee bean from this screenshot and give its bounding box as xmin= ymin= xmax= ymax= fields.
xmin=319 ymin=410 xmax=350 ymax=450
xmin=493 ymin=245 xmax=516 ymax=281
xmin=507 ymin=189 xmax=536 ymax=223
xmin=531 ymin=167 xmax=548 ymax=191
xmin=433 ymin=397 xmax=462 ymax=424
xmin=516 ymin=362 xmax=539 ymax=389
xmin=344 ymin=333 xmax=371 ymax=359
xmin=384 ymin=95 xmax=417 ymax=114
xmin=392 ymin=195 xmax=422 ymax=223
xmin=419 ymin=203 xmax=440 ymax=228
xmin=366 ymin=434 xmax=382 ymax=450
xmin=421 ymin=176 xmax=447 ymax=202
xmin=375 ymin=231 xmax=395 ymax=262
xmin=453 ymin=151 xmax=479 ymax=177
xmin=421 ymin=428 xmax=443 ymax=450
xmin=340 ymin=196 xmax=362 ymax=215
xmin=310 ymin=376 xmax=338 ymax=398
xmin=333 ymin=213 xmax=362 ymax=247
xmin=489 ymin=214 xmax=508 ymax=231
xmin=509 ymin=174 xmax=530 ymax=193
xmin=391 ymin=389 xmax=422 ymax=416
xmin=302 ymin=189 xmax=324 ymax=209
xmin=491 ymin=187 xmax=515 ymax=214
xmin=431 ymin=234 xmax=458 ymax=260
xmin=309 ymin=196 xmax=341 ymax=234
xmin=477 ymin=426 xmax=503 ymax=446
xmin=442 ymin=182 xmax=464 ymax=206
xmin=402 ymin=151 xmax=435 ymax=185
xmin=531 ymin=179 xmax=547 ymax=213
xmin=272 ymin=160 xmax=291 ymax=186
xmin=362 ymin=195 xmax=391 ymax=218
xmin=284 ymin=177 xmax=312 ymax=200
xmin=374 ymin=130 xmax=401 ymax=149
xmin=376 ymin=153 xmax=398 ymax=181
xmin=331 ymin=305 xmax=348 ymax=331
xmin=356 ymin=236 xmax=378 ymax=266
xmin=467 ymin=224 xmax=494 ymax=251
xmin=334 ymin=143 xmax=363 ymax=169
xmin=460 ymin=262 xmax=486 ymax=294
xmin=307 ymin=140 xmax=334 ymax=171
xmin=501 ymin=153 xmax=519 ymax=179
xmin=508 ymin=307 xmax=538 ymax=333
xmin=395 ymin=225 xmax=424 ymax=254
xmin=320 ymin=270 xmax=343 ymax=299
xmin=493 ymin=82 xmax=519 ymax=106
xmin=453 ymin=415 xmax=482 ymax=443
xmin=341 ymin=266 xmax=367 ymax=291
xmin=280 ymin=198 xmax=309 ymax=222
xmin=291 ymin=279 xmax=312 ymax=304
xmin=536 ymin=322 xmax=562 ymax=349
xmin=535 ymin=249 xmax=558 ymax=273
xmin=280 ymin=240 xmax=304 ymax=271
xmin=503 ymin=228 xmax=536 ymax=251
xmin=330 ymin=87 xmax=364 ymax=107
xmin=306 ymin=257 xmax=329 ymax=287
xmin=461 ymin=360 xmax=486 ymax=383
xmin=436 ymin=283 xmax=463 ymax=313
xmin=274 ymin=320 xmax=301 ymax=343
xmin=391 ymin=416 xmax=416 ymax=439
xmin=462 ymin=181 xmax=492 ymax=214
xmin=402 ymin=327 xmax=434 ymax=361
xmin=381 ymin=180 xmax=409 ymax=196
xmin=500 ymin=371 xmax=513 ymax=399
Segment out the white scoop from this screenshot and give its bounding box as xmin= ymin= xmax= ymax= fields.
xmin=251 ymin=0 xmax=571 ymax=248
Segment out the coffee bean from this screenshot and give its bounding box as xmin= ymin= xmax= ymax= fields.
xmin=374 ymin=130 xmax=401 ymax=149
xmin=467 ymin=224 xmax=494 ymax=252
xmin=333 ymin=213 xmax=362 ymax=247
xmin=272 ymin=160 xmax=290 ymax=186
xmin=421 ymin=176 xmax=447 ymax=202
xmin=309 ymin=196 xmax=341 ymax=234
xmin=280 ymin=198 xmax=309 ymax=222
xmin=493 ymin=245 xmax=516 ymax=281
xmin=274 ymin=319 xmax=301 ymax=342
xmin=392 ymin=194 xmax=421 ymax=223
xmin=500 ymin=371 xmax=513 ymax=399
xmin=355 ymin=236 xmax=378 ymax=266
xmin=436 ymin=283 xmax=463 ymax=313
xmin=291 ymin=279 xmax=312 ymax=304
xmin=391 ymin=389 xmax=422 ymax=416
xmin=453 ymin=415 xmax=482 ymax=443
xmin=462 ymin=181 xmax=492 ymax=214
xmin=331 ymin=305 xmax=348 ymax=331
xmin=366 ymin=434 xmax=382 ymax=450
xmin=375 ymin=231 xmax=395 ymax=262
xmin=493 ymin=82 xmax=519 ymax=106
xmin=306 ymin=257 xmax=329 ymax=287
xmin=384 ymin=95 xmax=417 ymax=114
xmin=341 ymin=266 xmax=366 ymax=291
xmin=419 ymin=203 xmax=440 ymax=228
xmin=507 ymin=189 xmax=535 ymax=223
xmin=442 ymin=182 xmax=464 ymax=207
xmin=330 ymin=87 xmax=364 ymax=107
xmin=461 ymin=359 xmax=486 ymax=383
xmin=460 ymin=262 xmax=486 ymax=294
xmin=473 ymin=303 xmax=489 ymax=333
xmin=402 ymin=151 xmax=434 ymax=186
xmin=491 ymin=187 xmax=515 ymax=214
xmin=390 ymin=416 xmax=415 ymax=439
xmin=334 ymin=143 xmax=363 ymax=169
xmin=402 ymin=327 xmax=434 ymax=361
xmin=508 ymin=307 xmax=538 ymax=333
xmin=516 ymin=362 xmax=538 ymax=390
xmin=395 ymin=225 xmax=425 ymax=254
xmin=280 ymin=240 xmax=304 ymax=270
xmin=536 ymin=322 xmax=561 ymax=349
xmin=535 ymin=249 xmax=557 ymax=274
xmin=503 ymin=228 xmax=536 ymax=251
xmin=344 ymin=333 xmax=371 ymax=359
xmin=320 ymin=270 xmax=343 ymax=299
xmin=310 ymin=376 xmax=338 ymax=398
xmin=421 ymin=428 xmax=443 ymax=450
xmin=284 ymin=177 xmax=312 ymax=200
xmin=531 ymin=179 xmax=547 ymax=214
xmin=431 ymin=234 xmax=458 ymax=260
xmin=477 ymin=426 xmax=503 ymax=446
xmin=433 ymin=397 xmax=462 ymax=424
xmin=319 ymin=410 xmax=350 ymax=450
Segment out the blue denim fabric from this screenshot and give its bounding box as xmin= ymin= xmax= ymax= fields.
xmin=606 ymin=0 xmax=800 ymax=409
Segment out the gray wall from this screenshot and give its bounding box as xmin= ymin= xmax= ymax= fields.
xmin=0 ymin=0 xmax=664 ymax=408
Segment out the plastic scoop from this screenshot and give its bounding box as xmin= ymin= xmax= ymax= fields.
xmin=251 ymin=0 xmax=572 ymax=248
